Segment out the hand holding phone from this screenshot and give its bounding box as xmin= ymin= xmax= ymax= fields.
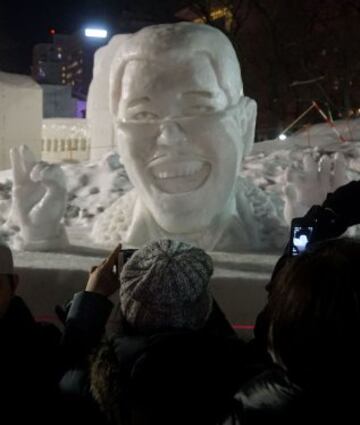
xmin=85 ymin=243 xmax=122 ymax=296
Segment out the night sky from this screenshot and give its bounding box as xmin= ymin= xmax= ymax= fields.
xmin=0 ymin=0 xmax=184 ymax=73
xmin=1 ymin=0 xmax=123 ymax=40
xmin=0 ymin=1 xmax=104 ymax=72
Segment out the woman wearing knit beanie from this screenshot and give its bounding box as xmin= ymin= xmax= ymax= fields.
xmin=60 ymin=240 xmax=246 ymax=425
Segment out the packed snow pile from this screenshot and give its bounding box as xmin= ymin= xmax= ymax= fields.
xmin=242 ymin=118 xmax=360 ymax=220
xmin=0 ymin=118 xmax=359 ymax=249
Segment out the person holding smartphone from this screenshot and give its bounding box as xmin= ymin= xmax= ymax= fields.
xmin=220 ymin=180 xmax=360 ymax=424
xmin=59 ymin=240 xmax=246 ymax=425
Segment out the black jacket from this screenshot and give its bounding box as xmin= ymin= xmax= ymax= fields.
xmin=223 ymin=364 xmax=360 ymax=425
xmin=60 ymin=292 xmax=249 ymax=425
xmin=0 ymin=296 xmax=61 ymax=424
xmin=236 ymin=203 xmax=358 ymax=425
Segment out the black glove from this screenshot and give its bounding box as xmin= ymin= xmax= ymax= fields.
xmin=322 ymin=180 xmax=360 ymax=228
xmin=302 ymin=205 xmax=348 ymax=242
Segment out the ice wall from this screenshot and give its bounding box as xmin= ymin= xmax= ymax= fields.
xmin=0 ymin=71 xmax=42 ymax=170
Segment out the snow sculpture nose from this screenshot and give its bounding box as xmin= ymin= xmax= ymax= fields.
xmin=157 ymin=121 xmax=188 ymax=146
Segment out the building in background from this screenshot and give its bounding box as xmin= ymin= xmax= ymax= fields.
xmin=175 ymin=5 xmax=233 ymax=31
xmin=32 ymin=30 xmax=108 ymax=117
xmin=41 ymin=84 xmax=77 ymax=118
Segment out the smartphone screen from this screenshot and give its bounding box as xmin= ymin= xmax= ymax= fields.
xmin=119 ymin=249 xmax=137 ymax=265
xmin=291 ymin=225 xmax=314 ymax=256
xmin=117 ymin=249 xmax=137 ymax=277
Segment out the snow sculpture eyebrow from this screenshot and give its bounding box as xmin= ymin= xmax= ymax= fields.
xmin=182 ymin=91 xmax=214 ymax=99
xmin=127 ymin=97 xmax=151 ymax=108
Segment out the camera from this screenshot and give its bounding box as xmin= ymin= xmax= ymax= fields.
xmin=289 ymin=218 xmax=315 ymax=256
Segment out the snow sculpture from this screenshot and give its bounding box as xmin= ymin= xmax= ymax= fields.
xmin=9 ymin=145 xmax=68 ymax=251
xmin=92 ymin=22 xmax=287 ymax=251
xmin=283 ymin=151 xmax=348 ymax=224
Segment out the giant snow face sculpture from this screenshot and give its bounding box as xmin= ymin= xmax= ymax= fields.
xmin=113 ymin=56 xmax=253 ymax=234
xmin=92 ymin=23 xmax=285 ymax=251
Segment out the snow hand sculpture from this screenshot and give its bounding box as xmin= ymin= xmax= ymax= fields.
xmin=283 ymin=151 xmax=348 ymax=225
xmin=10 ymin=145 xmax=68 ymax=251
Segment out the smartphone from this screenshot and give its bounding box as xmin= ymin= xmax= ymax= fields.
xmin=289 ymin=218 xmax=314 ymax=256
xmin=120 ymin=249 xmax=137 ymax=264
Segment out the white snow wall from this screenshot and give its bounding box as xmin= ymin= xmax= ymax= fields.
xmin=0 ymin=71 xmax=42 ymax=170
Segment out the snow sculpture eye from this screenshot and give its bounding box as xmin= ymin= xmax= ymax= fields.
xmin=132 ymin=111 xmax=159 ymax=121
xmin=187 ymin=105 xmax=215 ymax=115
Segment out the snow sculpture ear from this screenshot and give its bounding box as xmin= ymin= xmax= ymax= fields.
xmin=243 ymin=96 xmax=257 ymax=156
xmin=241 ymin=97 xmax=257 ymax=157
xmin=109 ymin=61 xmax=121 ymax=119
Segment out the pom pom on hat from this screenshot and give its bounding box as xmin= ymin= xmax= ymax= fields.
xmin=119 ymin=239 xmax=213 ymax=331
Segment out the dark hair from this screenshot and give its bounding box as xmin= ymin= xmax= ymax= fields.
xmin=266 ymin=238 xmax=360 ymax=384
xmin=0 ymin=274 xmax=15 ymax=288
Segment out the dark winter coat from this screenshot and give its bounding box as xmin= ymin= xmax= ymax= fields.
xmin=223 ymin=363 xmax=360 ymax=425
xmin=0 ymin=296 xmax=61 ymax=425
xmin=222 ymin=203 xmax=360 ymax=425
xmin=60 ymin=292 xmax=250 ymax=425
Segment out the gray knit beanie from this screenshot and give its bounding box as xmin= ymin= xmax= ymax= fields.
xmin=119 ymin=239 xmax=214 ymax=332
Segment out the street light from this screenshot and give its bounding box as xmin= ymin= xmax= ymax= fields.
xmin=84 ymin=28 xmax=108 ymax=38
xmin=279 ymin=133 xmax=287 ymax=141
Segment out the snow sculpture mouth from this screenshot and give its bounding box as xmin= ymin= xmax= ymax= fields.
xmin=149 ymin=159 xmax=211 ymax=194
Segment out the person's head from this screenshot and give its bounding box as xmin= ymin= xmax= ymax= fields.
xmin=109 ymin=22 xmax=257 ymax=234
xmin=266 ymin=238 xmax=360 ymax=382
xmin=119 ymin=239 xmax=214 ymax=333
xmin=0 ymin=244 xmax=18 ymax=319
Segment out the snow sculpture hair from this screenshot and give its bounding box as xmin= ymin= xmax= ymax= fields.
xmin=109 ymin=22 xmax=244 ymax=117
